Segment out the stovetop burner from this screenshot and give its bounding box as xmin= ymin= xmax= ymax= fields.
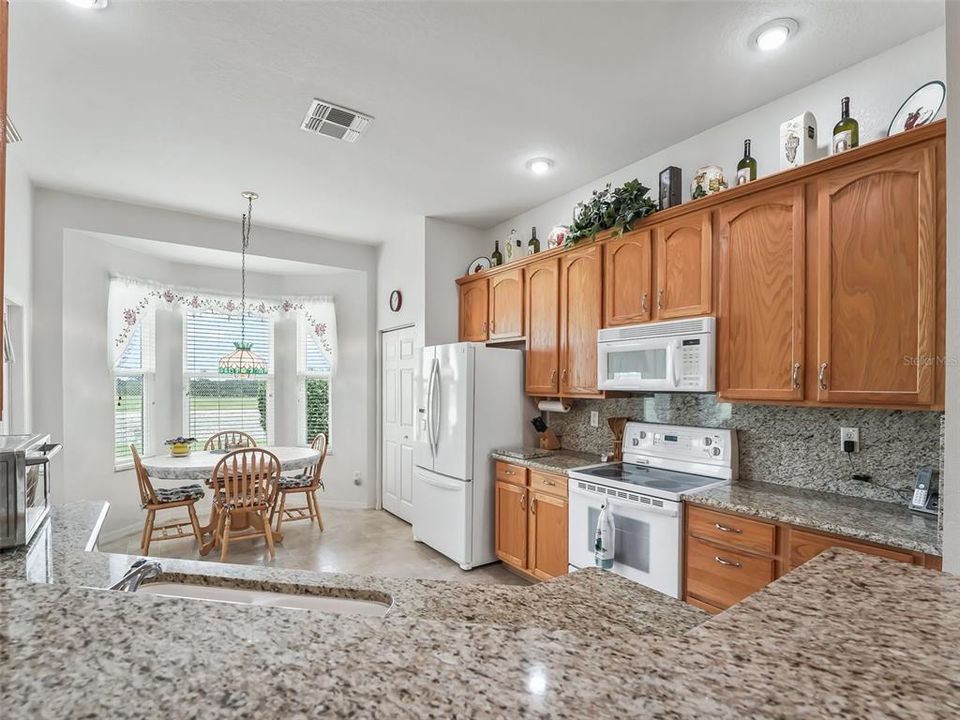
xmin=568 ymin=461 xmax=728 ymax=500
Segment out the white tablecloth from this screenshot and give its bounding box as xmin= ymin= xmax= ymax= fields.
xmin=141 ymin=446 xmax=320 ymax=481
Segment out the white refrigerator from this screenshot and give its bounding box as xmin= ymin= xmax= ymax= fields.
xmin=412 ymin=343 xmax=527 ymax=570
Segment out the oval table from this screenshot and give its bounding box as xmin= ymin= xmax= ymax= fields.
xmin=142 ymin=446 xmax=320 ymax=553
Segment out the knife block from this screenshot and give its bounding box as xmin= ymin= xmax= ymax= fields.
xmin=538 ymin=429 xmax=561 ymax=450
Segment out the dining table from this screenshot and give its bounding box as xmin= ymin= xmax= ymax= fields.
xmin=142 ymin=446 xmax=321 ymax=552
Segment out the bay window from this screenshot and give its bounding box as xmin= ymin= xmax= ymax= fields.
xmin=114 ymin=312 xmax=154 ymax=469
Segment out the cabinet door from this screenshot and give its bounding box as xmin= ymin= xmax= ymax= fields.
xmin=815 ymin=144 xmax=937 ymax=406
xmin=654 ymin=210 xmax=713 ymax=319
xmin=524 ymin=258 xmax=560 ymax=395
xmin=495 ymin=480 xmax=528 ymax=569
xmin=458 ymin=278 xmax=489 ymax=342
xmin=718 ymin=185 xmax=805 ymax=401
xmin=603 ymin=230 xmax=652 ymax=326
xmin=528 ymin=491 xmax=568 ymax=580
xmin=488 ymin=269 xmax=523 ymax=340
xmin=559 ymin=246 xmax=602 ymax=396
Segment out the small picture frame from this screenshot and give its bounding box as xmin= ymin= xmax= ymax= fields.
xmin=659 ymin=166 xmax=681 ymax=210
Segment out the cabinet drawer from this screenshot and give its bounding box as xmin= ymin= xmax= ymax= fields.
xmin=495 ymin=461 xmax=527 ymax=486
xmin=685 ymin=595 xmax=724 ymax=615
xmin=685 ymin=536 xmax=775 ymax=609
xmin=530 ymin=470 xmax=566 ymax=498
xmin=788 ymin=529 xmax=917 ymax=570
xmin=687 ymin=505 xmax=776 ymax=555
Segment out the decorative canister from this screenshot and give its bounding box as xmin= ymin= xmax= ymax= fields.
xmin=779 ymin=111 xmax=817 ymax=170
xmin=546 ymin=225 xmax=568 ymax=250
xmin=691 ymin=165 xmax=727 ymax=200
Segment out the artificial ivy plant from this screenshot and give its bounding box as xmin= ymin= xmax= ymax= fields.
xmin=564 ymin=179 xmax=658 ymax=246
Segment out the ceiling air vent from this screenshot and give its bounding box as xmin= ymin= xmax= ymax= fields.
xmin=5 ymin=116 xmax=21 ymax=144
xmin=300 ymin=99 xmax=372 ymax=143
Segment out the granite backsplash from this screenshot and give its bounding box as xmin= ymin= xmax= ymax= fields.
xmin=546 ymin=394 xmax=944 ymax=504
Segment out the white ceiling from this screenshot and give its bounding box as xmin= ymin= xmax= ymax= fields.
xmin=9 ymin=1 xmax=944 ymax=245
xmin=82 ymin=231 xmax=350 ymax=275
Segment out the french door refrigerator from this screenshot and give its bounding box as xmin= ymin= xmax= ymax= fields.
xmin=413 ymin=343 xmax=526 ymax=570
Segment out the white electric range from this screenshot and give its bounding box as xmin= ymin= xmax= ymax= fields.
xmin=567 ymin=422 xmax=737 ymax=598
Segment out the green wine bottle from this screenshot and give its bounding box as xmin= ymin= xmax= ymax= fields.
xmin=491 ymin=241 xmax=503 ymax=267
xmin=527 ymin=226 xmax=540 ymax=255
xmin=736 ymin=139 xmax=757 ymax=185
xmin=832 ymin=97 xmax=859 ymax=154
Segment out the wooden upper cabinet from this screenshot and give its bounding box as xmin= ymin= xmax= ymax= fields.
xmin=603 ymin=230 xmax=652 ymax=326
xmin=654 ymin=210 xmax=713 ymax=319
xmin=718 ymin=185 xmax=805 ymax=401
xmin=815 ymin=144 xmax=937 ymax=406
xmin=559 ymin=245 xmax=602 ymax=396
xmin=488 ymin=268 xmax=523 ymax=341
xmin=525 ymin=258 xmax=560 ymax=395
xmin=495 ymin=480 xmax=527 ymax=568
xmin=458 ymin=277 xmax=489 ymax=342
xmin=528 ymin=490 xmax=569 ymax=580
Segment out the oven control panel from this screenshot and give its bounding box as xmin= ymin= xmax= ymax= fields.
xmin=621 ymin=422 xmax=738 ymax=478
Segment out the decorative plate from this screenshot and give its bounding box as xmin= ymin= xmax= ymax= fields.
xmin=888 ymin=81 xmax=945 ymax=136
xmin=467 ymin=256 xmax=491 ymax=274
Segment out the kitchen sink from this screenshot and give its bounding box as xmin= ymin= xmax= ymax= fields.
xmin=136 ymin=582 xmax=392 ymax=616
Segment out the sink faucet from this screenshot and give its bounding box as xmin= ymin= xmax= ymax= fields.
xmin=109 ymin=558 xmax=162 ymax=592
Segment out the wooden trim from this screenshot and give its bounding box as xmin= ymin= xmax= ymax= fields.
xmin=456 ymin=120 xmax=945 ymax=286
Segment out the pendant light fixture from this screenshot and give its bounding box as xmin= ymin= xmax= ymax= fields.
xmin=218 ymin=191 xmax=268 ymax=377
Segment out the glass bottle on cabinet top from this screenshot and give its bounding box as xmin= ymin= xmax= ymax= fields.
xmin=505 ymin=228 xmax=519 ymax=263
xmin=832 ymin=97 xmax=859 ymax=154
xmin=527 ymin=226 xmax=540 ymax=255
xmin=491 ymin=240 xmax=503 ymax=267
xmin=736 ymin=139 xmax=757 ymax=185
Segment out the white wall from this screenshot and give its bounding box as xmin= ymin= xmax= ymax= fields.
xmin=485 ymin=27 xmax=946 ymax=246
xmin=4 ymin=148 xmax=33 ymax=433
xmin=942 ymin=3 xmax=959 ymax=574
xmin=33 ymin=189 xmax=378 ymax=535
xmin=424 ymin=217 xmax=489 ymax=346
xmin=376 ymin=217 xmax=425 ymax=336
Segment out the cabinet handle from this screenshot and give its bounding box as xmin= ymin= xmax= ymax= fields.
xmin=520 ymin=492 xmax=526 ymax=510
xmin=657 ymin=288 xmax=665 ymax=310
xmin=641 ymin=292 xmax=648 ymax=313
xmin=504 ymin=470 xmax=515 ymax=476
xmin=714 ymin=522 xmax=742 ymax=534
xmin=792 ymin=362 xmax=802 ymax=390
xmin=818 ymin=362 xmax=829 ymax=390
xmin=482 ymin=321 xmax=488 ymax=332
xmin=531 ymin=497 xmax=537 ymax=515
xmin=714 ymin=556 xmax=742 ymax=568
xmin=550 ymin=369 xmax=557 ymax=382
xmin=490 ymin=320 xmax=495 ymax=332
xmin=542 ymin=478 xmax=555 ymax=486
xmin=561 ymin=369 xmax=568 ymax=385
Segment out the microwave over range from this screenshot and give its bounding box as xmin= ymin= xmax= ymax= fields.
xmin=597 ymin=317 xmax=716 ymax=393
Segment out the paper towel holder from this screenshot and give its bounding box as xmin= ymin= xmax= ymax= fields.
xmin=537 ymin=399 xmax=571 ymax=413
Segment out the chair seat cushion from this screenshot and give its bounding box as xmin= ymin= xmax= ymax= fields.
xmin=155 ymin=484 xmax=205 ymax=504
xmin=279 ymin=473 xmax=315 ymax=490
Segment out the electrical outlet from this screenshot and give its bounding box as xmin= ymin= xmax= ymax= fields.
xmin=840 ymin=427 xmax=860 ymax=453
xmin=353 ymin=471 xmax=362 ymax=486
xmin=590 ymin=411 xmax=600 ymax=428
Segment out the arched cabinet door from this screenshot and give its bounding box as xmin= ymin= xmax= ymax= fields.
xmin=815 ymin=144 xmax=937 ymax=406
xmin=653 ymin=210 xmax=713 ymax=320
xmin=488 ymin=269 xmax=523 ymax=341
xmin=603 ymin=230 xmax=652 ymax=327
xmin=718 ymin=185 xmax=805 ymax=402
xmin=458 ymin=277 xmax=488 ymax=342
xmin=559 ymin=246 xmax=602 ymax=397
xmin=524 ymin=258 xmax=560 ymax=395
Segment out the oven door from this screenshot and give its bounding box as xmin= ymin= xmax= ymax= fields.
xmin=568 ymin=479 xmax=682 ymax=598
xmin=596 ymin=337 xmax=682 ymax=392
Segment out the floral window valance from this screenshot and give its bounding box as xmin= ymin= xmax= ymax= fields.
xmin=108 ymin=276 xmax=337 ymax=374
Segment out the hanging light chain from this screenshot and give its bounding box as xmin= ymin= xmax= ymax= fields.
xmin=240 ymin=194 xmax=253 ymax=347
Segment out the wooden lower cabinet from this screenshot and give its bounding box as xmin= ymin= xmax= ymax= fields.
xmin=684 ymin=504 xmax=941 ymax=613
xmin=494 ymin=462 xmax=568 ymax=580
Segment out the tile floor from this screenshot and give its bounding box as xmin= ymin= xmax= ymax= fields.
xmin=100 ymin=507 xmax=530 ymax=586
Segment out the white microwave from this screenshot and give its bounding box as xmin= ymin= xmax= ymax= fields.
xmin=596 ymin=317 xmax=716 ymax=392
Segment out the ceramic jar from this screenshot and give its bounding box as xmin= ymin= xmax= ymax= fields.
xmin=691 ymin=165 xmax=727 ymax=200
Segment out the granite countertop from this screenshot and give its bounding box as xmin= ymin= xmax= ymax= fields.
xmin=683 ymin=480 xmax=941 ymax=556
xmin=491 ymin=448 xmax=602 ymax=475
xmin=2 ymin=502 xmax=959 ymax=718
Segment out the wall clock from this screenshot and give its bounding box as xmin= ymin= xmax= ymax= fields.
xmin=389 ymin=290 xmax=403 ymax=313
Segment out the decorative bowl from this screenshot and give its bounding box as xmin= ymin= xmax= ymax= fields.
xmin=691 ymin=165 xmax=727 ymax=200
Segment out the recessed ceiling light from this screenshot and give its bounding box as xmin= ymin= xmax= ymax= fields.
xmin=752 ymin=18 xmax=798 ymax=52
xmin=526 ymin=158 xmax=554 ymax=175
xmin=65 ymin=0 xmax=109 ymax=9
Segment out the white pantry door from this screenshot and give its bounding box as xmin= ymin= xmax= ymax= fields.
xmin=381 ymin=326 xmax=418 ymax=523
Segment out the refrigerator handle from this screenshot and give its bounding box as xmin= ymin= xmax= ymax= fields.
xmin=431 ymin=358 xmax=441 ymax=455
xmin=426 ymin=357 xmax=438 ymax=458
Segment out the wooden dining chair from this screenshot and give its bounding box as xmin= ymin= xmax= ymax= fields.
xmin=271 ymin=433 xmax=328 ymax=534
xmin=203 ymin=431 xmax=258 ymax=451
xmin=130 ymin=445 xmax=205 ymax=555
xmin=210 ymin=448 xmax=281 ymax=562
